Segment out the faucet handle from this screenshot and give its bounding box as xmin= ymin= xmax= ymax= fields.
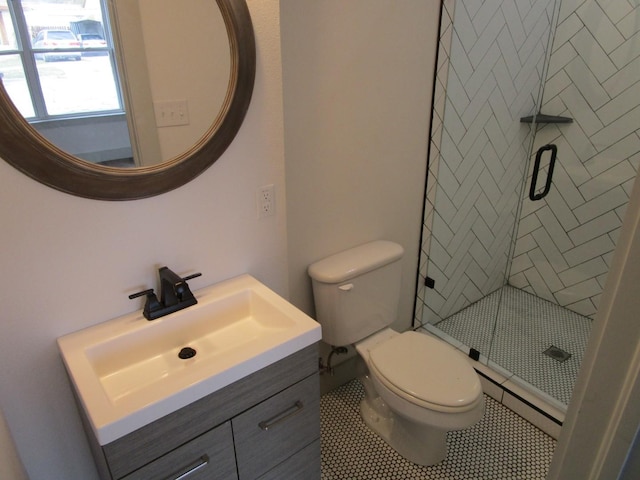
xmin=128 ymin=288 xmax=155 ymax=300
xmin=175 ymin=272 xmax=201 ymax=303
xmin=128 ymin=289 xmax=163 ymax=320
xmin=182 ymin=272 xmax=202 ymax=282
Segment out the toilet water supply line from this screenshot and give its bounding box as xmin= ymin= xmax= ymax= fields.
xmin=319 ymin=346 xmax=349 ymax=375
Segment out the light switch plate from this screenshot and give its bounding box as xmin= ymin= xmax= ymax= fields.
xmin=154 ymin=100 xmax=190 ymax=127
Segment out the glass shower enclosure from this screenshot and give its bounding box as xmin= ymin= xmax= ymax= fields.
xmin=415 ymin=0 xmax=640 ymax=410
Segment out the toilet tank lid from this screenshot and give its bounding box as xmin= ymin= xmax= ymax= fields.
xmin=308 ymin=240 xmax=404 ymax=284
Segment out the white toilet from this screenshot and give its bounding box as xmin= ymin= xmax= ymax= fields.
xmin=308 ymin=240 xmax=484 ymax=465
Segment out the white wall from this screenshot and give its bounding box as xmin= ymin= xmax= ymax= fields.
xmin=0 ymin=2 xmax=285 ymax=479
xmin=138 ymin=0 xmax=230 ymax=160
xmin=281 ymin=0 xmax=439 ymax=332
xmin=0 ymin=406 xmax=27 ymax=480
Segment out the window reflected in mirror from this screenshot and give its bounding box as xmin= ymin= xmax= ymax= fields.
xmin=0 ymin=0 xmax=131 ymax=165
xmin=0 ymin=0 xmax=231 ymax=169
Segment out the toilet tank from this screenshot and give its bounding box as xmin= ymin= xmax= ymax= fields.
xmin=308 ymin=240 xmax=404 ymax=346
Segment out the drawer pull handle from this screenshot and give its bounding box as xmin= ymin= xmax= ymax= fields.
xmin=258 ymin=400 xmax=304 ymax=431
xmin=169 ymin=454 xmax=209 ymax=480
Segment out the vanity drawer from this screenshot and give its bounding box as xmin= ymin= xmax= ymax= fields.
xmin=121 ymin=422 xmax=237 ymax=480
xmin=233 ymin=374 xmax=320 ymax=480
xmin=256 ymin=439 xmax=320 ymax=480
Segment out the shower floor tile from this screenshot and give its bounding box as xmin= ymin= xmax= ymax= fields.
xmin=434 ymin=286 xmax=592 ymax=405
xmin=321 ymin=379 xmax=556 ymax=480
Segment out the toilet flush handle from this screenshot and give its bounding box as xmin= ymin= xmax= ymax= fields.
xmin=339 ymin=283 xmax=354 ymax=292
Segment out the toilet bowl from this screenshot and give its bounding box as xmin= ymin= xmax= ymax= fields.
xmin=355 ymin=328 xmax=483 ymax=465
xmin=308 ymin=240 xmax=484 ymax=465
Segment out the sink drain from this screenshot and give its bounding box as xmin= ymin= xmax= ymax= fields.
xmin=178 ymin=347 xmax=197 ymax=359
xmin=543 ymin=345 xmax=571 ymax=362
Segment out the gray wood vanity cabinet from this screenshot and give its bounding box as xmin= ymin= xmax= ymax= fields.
xmin=81 ymin=344 xmax=320 ymax=480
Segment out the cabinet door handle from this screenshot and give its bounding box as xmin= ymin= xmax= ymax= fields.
xmin=167 ymin=454 xmax=209 ymax=480
xmin=258 ymin=400 xmax=304 ymax=431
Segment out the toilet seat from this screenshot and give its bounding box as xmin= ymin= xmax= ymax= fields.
xmin=368 ymin=331 xmax=481 ymax=413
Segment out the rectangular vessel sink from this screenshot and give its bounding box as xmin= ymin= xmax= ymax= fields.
xmin=58 ymin=274 xmax=321 ymax=445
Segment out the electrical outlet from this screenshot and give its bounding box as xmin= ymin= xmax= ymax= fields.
xmin=257 ymin=184 xmax=275 ymax=218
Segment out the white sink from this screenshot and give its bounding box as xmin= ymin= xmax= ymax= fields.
xmin=57 ymin=274 xmax=321 ymax=445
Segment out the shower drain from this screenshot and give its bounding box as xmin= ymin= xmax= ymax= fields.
xmin=543 ymin=345 xmax=571 ymax=362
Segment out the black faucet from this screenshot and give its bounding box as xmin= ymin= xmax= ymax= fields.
xmin=129 ymin=267 xmax=202 ymax=320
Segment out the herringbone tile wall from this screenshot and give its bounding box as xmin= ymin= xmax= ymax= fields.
xmin=509 ymin=0 xmax=640 ymax=318
xmin=417 ymin=0 xmax=556 ymax=325
xmin=417 ymin=0 xmax=640 ymax=327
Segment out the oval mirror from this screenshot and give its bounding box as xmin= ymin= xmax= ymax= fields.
xmin=0 ymin=0 xmax=255 ymax=200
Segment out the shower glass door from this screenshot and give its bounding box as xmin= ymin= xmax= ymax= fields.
xmin=415 ymin=0 xmax=640 ymax=410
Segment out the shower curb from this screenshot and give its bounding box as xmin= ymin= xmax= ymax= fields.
xmin=473 ymin=366 xmax=563 ymax=440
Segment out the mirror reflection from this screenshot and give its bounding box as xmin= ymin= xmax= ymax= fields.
xmin=0 ymin=0 xmax=231 ymax=168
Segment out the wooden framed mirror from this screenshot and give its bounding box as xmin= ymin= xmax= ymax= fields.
xmin=0 ymin=0 xmax=255 ymax=200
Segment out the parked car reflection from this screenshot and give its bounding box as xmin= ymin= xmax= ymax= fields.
xmin=77 ymin=34 xmax=108 ymax=56
xmin=33 ymin=30 xmax=81 ymax=62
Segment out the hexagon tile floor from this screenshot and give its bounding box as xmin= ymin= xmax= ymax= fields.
xmin=320 ymin=380 xmax=556 ymax=479
xmin=433 ymin=285 xmax=591 ymax=406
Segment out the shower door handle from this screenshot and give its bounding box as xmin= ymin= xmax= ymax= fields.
xmin=529 ymin=144 xmax=557 ymax=201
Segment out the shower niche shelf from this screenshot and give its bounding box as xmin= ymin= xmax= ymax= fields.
xmin=520 ymin=113 xmax=573 ymax=124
